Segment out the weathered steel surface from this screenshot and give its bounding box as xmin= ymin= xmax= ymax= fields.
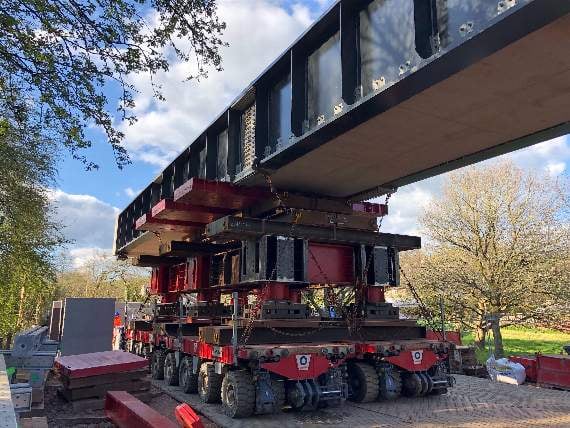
xmin=55 ymin=351 xmax=148 ymax=379
xmin=12 ymin=326 xmax=49 ymax=358
xmin=536 ymin=354 xmax=570 ymax=390
xmin=49 ymin=301 xmax=63 ymax=341
xmin=135 ymin=213 xmax=203 ymax=233
xmin=174 ymin=178 xmax=270 ymax=209
xmin=59 ymin=298 xmax=116 ymax=356
xmin=152 ymin=199 xmax=232 ymax=224
xmin=199 ymin=320 xmax=425 ymax=345
xmin=158 ymin=241 xmax=239 ymax=257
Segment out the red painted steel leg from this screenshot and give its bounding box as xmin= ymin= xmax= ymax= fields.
xmin=366 ymin=286 xmax=385 ymax=304
xmin=289 ymin=289 xmax=301 ymax=303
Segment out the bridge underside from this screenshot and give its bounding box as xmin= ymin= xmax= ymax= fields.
xmin=115 ymin=0 xmax=570 ymax=255
xmin=257 ymin=11 xmax=570 ymax=198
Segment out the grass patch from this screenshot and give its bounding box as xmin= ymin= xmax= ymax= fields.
xmin=462 ymin=326 xmax=570 ymax=362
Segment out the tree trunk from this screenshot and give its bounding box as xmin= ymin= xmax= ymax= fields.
xmin=491 ymin=320 xmax=504 ymax=358
xmin=474 ymin=325 xmax=487 ymax=349
xmin=16 ymin=285 xmax=26 ymax=330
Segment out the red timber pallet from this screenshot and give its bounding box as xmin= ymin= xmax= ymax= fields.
xmin=55 ymin=351 xmax=148 ymax=379
xmin=511 ymin=354 xmax=570 ymax=389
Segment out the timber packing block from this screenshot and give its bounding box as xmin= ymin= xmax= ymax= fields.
xmin=55 ymin=351 xmax=149 ymax=402
xmin=55 ymin=351 xmax=148 ymax=379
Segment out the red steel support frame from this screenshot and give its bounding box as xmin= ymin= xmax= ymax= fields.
xmin=105 ymin=391 xmax=178 ymax=428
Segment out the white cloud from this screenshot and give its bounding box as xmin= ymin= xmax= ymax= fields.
xmin=119 ymin=0 xmax=317 ymax=167
xmin=506 ymin=136 xmax=570 ymax=176
xmin=377 ymin=180 xmax=440 ymax=237
xmin=374 ymin=135 xmax=570 ymax=238
xmin=124 ymin=187 xmax=137 ymax=198
xmin=547 ymin=161 xmax=566 ymax=176
xmin=48 ymin=189 xmax=119 ymax=252
xmin=68 ymin=247 xmax=113 ymax=269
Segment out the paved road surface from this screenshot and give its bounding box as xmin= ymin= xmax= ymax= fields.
xmin=153 ymin=375 xmax=570 ymax=428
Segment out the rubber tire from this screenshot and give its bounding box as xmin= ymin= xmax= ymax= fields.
xmin=379 ymin=370 xmax=402 ymax=400
xmin=221 ymin=370 xmax=256 ymax=418
xmin=347 ymin=362 xmax=379 ymax=403
xmin=402 ymin=373 xmax=422 ymax=397
xmin=151 ymin=350 xmax=165 ymax=380
xmin=164 ymin=352 xmax=179 ymax=386
xmin=271 ymin=379 xmax=286 ymax=412
xmin=198 ymin=362 xmax=222 ymax=403
xmin=179 ymin=357 xmax=199 ymax=394
xmin=418 ymin=373 xmax=428 ymax=396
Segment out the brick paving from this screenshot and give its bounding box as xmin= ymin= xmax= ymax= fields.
xmin=153 ymin=375 xmax=570 ymax=428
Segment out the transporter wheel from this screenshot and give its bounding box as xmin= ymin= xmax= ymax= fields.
xmin=402 ymin=373 xmax=422 ymax=397
xmin=164 ymin=352 xmax=179 ymax=386
xmin=347 ymin=362 xmax=379 ymax=403
xmin=198 ymin=362 xmax=222 ymax=403
xmin=271 ymin=379 xmax=286 ymax=412
xmin=221 ymin=370 xmax=256 ymax=418
xmin=379 ymin=369 xmax=401 ymax=400
xmin=430 ymin=387 xmax=448 ymax=396
xmin=151 ymin=350 xmax=166 ymax=380
xmin=179 ymin=356 xmax=199 ymax=394
xmin=418 ymin=373 xmax=428 ymax=396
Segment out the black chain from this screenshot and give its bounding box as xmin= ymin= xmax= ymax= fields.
xmin=240 ymin=168 xmax=304 ymax=344
xmin=398 ymin=265 xmax=444 ymax=340
xmin=347 ymin=193 xmax=392 ymax=335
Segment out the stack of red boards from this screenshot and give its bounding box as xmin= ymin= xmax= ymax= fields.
xmin=55 ymin=351 xmax=149 ymax=403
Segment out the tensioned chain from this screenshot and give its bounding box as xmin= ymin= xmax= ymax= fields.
xmin=269 ymin=324 xmax=325 ymax=337
xmin=398 ymin=265 xmax=444 ymax=340
xmin=348 ymin=192 xmax=392 ymax=335
xmin=240 ymin=168 xmax=303 ymax=344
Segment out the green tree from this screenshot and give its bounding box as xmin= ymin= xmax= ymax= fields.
xmin=0 ymin=103 xmax=64 ymax=336
xmin=400 ymin=162 xmax=570 ymax=357
xmin=1 ymin=0 xmax=226 ymax=167
xmin=0 ymin=0 xmax=226 ymax=337
xmin=55 ymin=251 xmax=149 ymax=302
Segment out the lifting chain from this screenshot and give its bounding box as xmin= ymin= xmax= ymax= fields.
xmin=269 ymin=324 xmax=325 ymax=337
xmin=347 ymin=192 xmax=392 ymax=335
xmin=398 ymin=265 xmax=444 ymax=340
xmin=240 ymin=167 xmax=304 ymax=345
xmin=240 ymin=281 xmax=270 ymax=345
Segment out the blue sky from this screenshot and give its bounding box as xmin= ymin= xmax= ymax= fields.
xmin=49 ymin=0 xmax=570 ymax=267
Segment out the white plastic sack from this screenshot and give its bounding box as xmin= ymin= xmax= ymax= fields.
xmin=486 ymin=355 xmax=526 ymax=385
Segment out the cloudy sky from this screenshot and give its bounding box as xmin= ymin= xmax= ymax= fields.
xmin=50 ymin=0 xmax=570 ymax=268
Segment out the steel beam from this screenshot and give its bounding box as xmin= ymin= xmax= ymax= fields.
xmin=159 ymin=241 xmax=240 ymax=257
xmin=206 ymin=216 xmax=421 ymax=250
